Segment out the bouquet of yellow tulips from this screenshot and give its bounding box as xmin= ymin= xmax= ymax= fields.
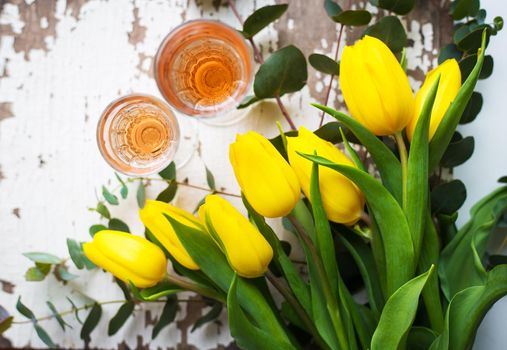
xmin=6 ymin=1 xmax=507 ymax=349
xmin=79 ymin=30 xmax=507 ymax=350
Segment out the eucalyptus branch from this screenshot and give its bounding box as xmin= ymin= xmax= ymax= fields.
xmin=226 ymin=0 xmax=297 ymax=131
xmin=11 ymin=298 xmax=207 ymax=325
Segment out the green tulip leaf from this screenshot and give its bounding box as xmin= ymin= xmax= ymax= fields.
xmin=369 ymin=0 xmax=415 ymax=15
xmin=438 ymin=43 xmax=463 ymax=64
xmin=371 ymin=265 xmax=434 ymax=350
xmin=417 ymin=215 xmax=445 ymax=332
xmin=227 ymin=274 xmax=296 ymax=350
xmin=130 ymin=280 xmax=184 ymax=302
xmin=80 ymin=302 xmax=102 ymax=342
xmin=254 ymin=45 xmax=308 ymax=99
xmin=107 ymin=302 xmax=135 ymax=336
xmin=363 ymin=16 xmax=407 ymax=53
xmin=429 ymin=30 xmax=486 ymax=171
xmin=312 ymin=104 xmax=402 ymax=203
xmin=332 ymin=10 xmax=372 ymax=26
xmin=242 ymin=196 xmax=311 ymax=315
xmin=459 ymin=91 xmax=482 ymax=124
xmin=324 ymin=0 xmax=342 ymax=17
xmin=439 ymin=185 xmax=507 ymax=300
xmin=451 ymin=0 xmax=480 ymax=20
xmin=300 ymin=153 xmax=415 ymax=297
xmin=407 ymin=327 xmax=438 ymax=350
xmin=430 ymin=265 xmax=507 ymax=350
xmin=242 ymin=4 xmax=288 ymax=39
xmin=338 ymin=229 xmax=384 ymax=316
xmin=406 ymin=75 xmax=439 ymax=261
xmin=158 ymin=161 xmax=176 ymax=180
xmin=339 ymin=128 xmax=365 ymax=171
xmin=166 ymin=215 xmax=291 ymax=345
xmin=309 ymin=53 xmax=340 ymax=75
xmin=152 ymin=296 xmax=178 ymax=339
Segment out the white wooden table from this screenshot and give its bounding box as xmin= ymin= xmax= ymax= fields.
xmin=0 ymin=0 xmax=506 ymax=348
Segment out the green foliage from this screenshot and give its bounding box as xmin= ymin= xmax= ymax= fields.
xmin=441 ymin=135 xmax=474 ymax=167
xmin=332 ymin=10 xmax=372 ymax=26
xmin=80 ymin=302 xmax=102 ymax=342
xmin=431 ymin=180 xmax=467 ymax=215
xmin=102 ymin=185 xmax=119 ymax=205
xmin=16 ymin=297 xmax=56 ymax=347
xmin=369 ymin=0 xmax=415 ymax=15
xmin=130 ymin=280 xmax=183 ymax=302
xmin=156 ymin=180 xmax=178 ymax=203
xmin=459 ymin=91 xmax=483 ymax=124
xmin=25 ymin=263 xmax=51 ymax=281
xmin=152 ymin=296 xmax=178 ymax=339
xmin=371 ymin=266 xmax=434 ymax=350
xmin=205 ymin=166 xmax=216 ymax=191
xmin=309 ymin=54 xmax=340 ymax=75
xmin=451 ymin=0 xmax=480 ymax=20
xmin=108 ymin=218 xmax=130 ymax=233
xmin=136 ymin=180 xmax=146 ymax=208
xmin=115 ymin=173 xmax=128 ymax=199
xmin=23 ymin=252 xmax=61 ymax=264
xmin=108 ymin=302 xmax=135 ymax=336
xmin=95 ymin=202 xmax=111 ymax=219
xmin=363 ymin=16 xmax=407 ymax=53
xmin=0 ymin=306 xmax=13 ymax=335
xmin=237 ymin=95 xmax=260 ymax=109
xmin=89 ymin=224 xmax=107 ymax=237
xmin=191 ymin=302 xmax=223 ymax=332
xmin=438 ymin=43 xmax=463 ymax=64
xmin=46 ymin=301 xmax=71 ymax=331
xmin=254 ymin=45 xmax=307 ymax=99
xmin=324 ymin=0 xmax=342 ymax=18
xmin=158 ymin=161 xmax=176 ymax=180
xmin=242 ymin=4 xmax=288 ymax=39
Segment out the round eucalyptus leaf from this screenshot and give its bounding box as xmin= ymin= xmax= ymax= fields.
xmin=459 ymin=54 xmax=493 ymax=81
xmin=332 ymin=10 xmax=372 ymax=26
xmin=438 ymin=44 xmax=463 ymax=64
xmin=494 ymin=16 xmax=504 ymax=31
xmin=369 ymin=0 xmax=415 ymax=15
xmin=254 ymin=45 xmax=308 ymax=99
xmin=363 ymin=16 xmax=407 ymax=53
xmin=440 ymin=136 xmax=475 ymax=168
xmin=309 ymin=53 xmax=340 ymax=75
xmin=324 ymin=0 xmax=342 ymax=17
xmin=431 ymin=180 xmax=467 ymax=214
xmin=451 ymin=0 xmax=480 ymax=20
xmin=242 ymin=4 xmax=288 ymax=39
xmin=460 ymin=91 xmax=483 ymax=124
xmin=454 ymin=25 xmax=491 ymax=52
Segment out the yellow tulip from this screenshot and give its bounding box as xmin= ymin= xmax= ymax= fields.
xmin=83 ymin=230 xmax=167 ymax=288
xmin=230 ymin=131 xmax=301 ymax=217
xmin=198 ymin=195 xmax=273 ymax=278
xmin=406 ymin=59 xmax=461 ymax=141
xmin=139 ymin=200 xmax=202 ymax=270
xmin=287 ymin=127 xmax=365 ymax=225
xmin=340 ymin=35 xmax=415 ymax=136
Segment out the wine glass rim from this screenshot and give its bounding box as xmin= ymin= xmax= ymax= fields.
xmin=153 ymin=19 xmax=254 ymax=118
xmin=96 ymin=93 xmax=180 ymax=176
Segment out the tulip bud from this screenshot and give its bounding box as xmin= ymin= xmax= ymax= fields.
xmin=83 ymin=230 xmax=167 ymax=288
xmin=198 ymin=195 xmax=273 ymax=278
xmin=340 ymin=35 xmax=415 ymax=136
xmin=287 ymin=127 xmax=364 ymax=225
xmin=406 ymin=59 xmax=461 ymax=141
xmin=230 ymin=131 xmax=301 ymax=218
xmin=139 ymin=200 xmax=201 ymax=270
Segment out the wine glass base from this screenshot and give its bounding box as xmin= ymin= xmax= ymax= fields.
xmin=200 ymin=107 xmax=250 ymax=127
xmin=173 ymin=116 xmax=199 ymax=169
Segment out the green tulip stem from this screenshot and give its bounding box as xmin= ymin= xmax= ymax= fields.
xmin=165 ymin=274 xmax=226 ymax=304
xmin=394 ymin=132 xmax=409 ymax=210
xmin=265 ymin=271 xmax=331 ymax=350
xmin=288 ymin=215 xmax=350 ymax=350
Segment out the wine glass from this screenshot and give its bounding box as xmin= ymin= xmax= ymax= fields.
xmin=154 ymin=19 xmax=254 ymax=126
xmin=96 ymin=93 xmax=181 ymax=176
